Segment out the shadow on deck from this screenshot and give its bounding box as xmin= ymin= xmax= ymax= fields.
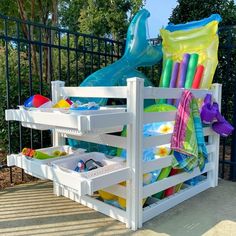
xmin=0 ymin=180 xmax=235 ymax=236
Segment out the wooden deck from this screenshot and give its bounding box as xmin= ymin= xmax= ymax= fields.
xmin=0 ymin=180 xmax=236 ymax=236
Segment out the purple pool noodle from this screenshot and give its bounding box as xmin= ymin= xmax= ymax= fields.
xmin=200 ymin=94 xmax=217 ymax=124
xmin=170 ymin=62 xmax=180 ymax=87
xmin=178 ymin=53 xmax=190 ymax=88
xmin=167 ymin=62 xmax=180 ymax=104
xmin=175 ymin=54 xmax=190 ymax=106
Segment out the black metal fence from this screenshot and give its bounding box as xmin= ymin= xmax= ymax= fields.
xmin=216 ymin=26 xmax=236 ymax=181
xmin=0 ymin=14 xmax=126 ymax=185
xmin=0 ymin=14 xmax=236 ymax=185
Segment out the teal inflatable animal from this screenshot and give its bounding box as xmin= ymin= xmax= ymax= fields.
xmin=79 ymin=9 xmax=163 ymax=105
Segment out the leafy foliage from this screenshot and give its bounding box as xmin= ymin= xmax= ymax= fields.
xmin=0 ymin=46 xmax=51 ymax=152
xmin=60 ymin=0 xmax=145 ymax=40
xmin=169 ymin=0 xmax=236 ymax=26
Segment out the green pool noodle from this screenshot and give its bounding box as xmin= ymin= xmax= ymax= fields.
xmin=159 ymin=59 xmax=173 ymax=103
xmin=175 ymin=182 xmax=183 ymax=193
xmin=34 ymin=151 xmax=55 ymax=160
xmin=184 ymin=53 xmax=199 ymax=88
xmin=160 ymin=59 xmax=173 ymax=87
xmin=152 ymin=166 xmax=172 ymax=199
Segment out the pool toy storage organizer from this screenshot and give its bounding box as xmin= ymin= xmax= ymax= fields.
xmin=6 ymin=78 xmax=221 ymax=230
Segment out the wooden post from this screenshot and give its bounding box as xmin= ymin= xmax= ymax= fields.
xmin=208 ymin=83 xmax=222 ymax=187
xmin=51 ymin=80 xmax=66 ymax=146
xmin=126 ymin=78 xmax=144 ymax=230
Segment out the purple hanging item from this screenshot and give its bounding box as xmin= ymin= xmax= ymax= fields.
xmin=212 ymin=103 xmax=234 ymax=137
xmin=167 ymin=62 xmax=180 ymax=105
xmin=200 ymin=94 xmax=234 ymax=137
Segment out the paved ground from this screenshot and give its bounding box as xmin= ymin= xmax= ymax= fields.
xmin=0 ymin=179 xmax=235 ymax=236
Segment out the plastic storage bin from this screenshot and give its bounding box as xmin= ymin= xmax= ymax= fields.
xmin=51 ymin=152 xmax=128 ymax=195
xmin=23 ymin=145 xmax=86 ymax=164
xmin=7 ymin=146 xmax=86 ymax=179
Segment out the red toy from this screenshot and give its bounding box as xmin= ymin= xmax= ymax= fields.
xmin=24 ymin=94 xmax=51 ymax=108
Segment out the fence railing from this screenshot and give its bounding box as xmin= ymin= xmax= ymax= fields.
xmin=216 ymin=26 xmax=236 ymax=181
xmin=0 ymin=14 xmax=236 ymax=185
xmin=0 ymin=14 xmax=126 ymax=185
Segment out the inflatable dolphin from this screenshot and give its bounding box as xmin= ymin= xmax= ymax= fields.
xmin=79 ymin=9 xmax=163 ymax=105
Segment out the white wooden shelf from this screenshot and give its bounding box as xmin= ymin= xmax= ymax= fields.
xmin=7 ymin=152 xmax=130 ymax=196
xmin=5 ymin=107 xmax=130 ymax=135
xmin=5 ymin=78 xmax=221 ymax=231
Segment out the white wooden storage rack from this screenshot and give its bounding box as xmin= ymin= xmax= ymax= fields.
xmin=6 ymin=78 xmax=221 ymax=230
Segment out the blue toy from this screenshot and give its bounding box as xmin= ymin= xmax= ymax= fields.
xmin=74 ymin=160 xmax=85 ymax=172
xmin=70 ymin=101 xmax=100 ymax=111
xmin=78 ymin=9 xmax=162 ymax=105
xmin=165 ymin=14 xmax=222 ymax=32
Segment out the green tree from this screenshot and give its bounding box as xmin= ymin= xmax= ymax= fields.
xmin=0 ymin=0 xmax=145 ymax=152
xmin=169 ymin=0 xmax=236 ymax=25
xmin=60 ymin=0 xmax=145 ymax=41
xmin=0 ymin=0 xmax=59 ymax=79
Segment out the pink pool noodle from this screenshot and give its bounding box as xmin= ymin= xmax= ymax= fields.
xmin=192 ymin=65 xmax=204 ymax=89
xmin=167 ymin=62 xmax=180 ymax=104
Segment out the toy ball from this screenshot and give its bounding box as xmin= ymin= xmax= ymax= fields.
xmin=117 ymin=196 xmax=147 ymax=209
xmin=39 ymin=101 xmax=54 ymax=108
xmin=24 ymin=94 xmax=50 ymax=108
xmin=98 ymin=190 xmax=117 ymax=201
xmin=143 ymin=173 xmax=153 ymax=185
xmin=74 ymin=160 xmax=85 ymax=172
xmin=118 ymin=197 xmax=126 ymax=209
xmin=53 ymin=99 xmax=71 ymax=108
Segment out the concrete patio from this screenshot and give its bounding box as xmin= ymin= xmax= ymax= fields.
xmin=0 ymin=179 xmax=235 ymax=236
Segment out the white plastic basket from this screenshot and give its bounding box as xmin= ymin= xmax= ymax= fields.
xmin=52 ymin=152 xmax=125 ymax=179
xmin=23 ymin=145 xmax=86 ymax=164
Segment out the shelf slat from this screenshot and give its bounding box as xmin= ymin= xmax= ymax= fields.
xmin=143 ymin=111 xmax=176 ymax=124
xmin=61 ymin=86 xmax=127 ymax=98
xmin=63 ymin=133 xmax=127 ymax=149
xmin=144 ymin=87 xmax=211 ymax=99
xmin=5 ymin=109 xmax=130 ymax=135
xmin=143 ymin=162 xmax=213 ymax=198
xmin=143 ymin=180 xmax=211 ymax=223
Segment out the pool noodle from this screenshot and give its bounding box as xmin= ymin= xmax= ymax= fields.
xmin=163 ymin=168 xmax=179 ymax=197
xmin=34 ymin=151 xmax=54 ymax=160
xmin=185 ymin=53 xmax=199 ymax=88
xmin=160 ymin=59 xmax=173 ymax=87
xmin=152 ymin=166 xmax=172 ymax=199
xmin=174 ymin=54 xmax=190 ymax=106
xmin=174 ymin=169 xmax=184 ymax=192
xmin=159 ymin=59 xmax=173 ymax=103
xmin=176 ymin=54 xmax=190 ymax=88
xmin=192 ymin=65 xmax=204 ymax=89
xmin=167 ymin=62 xmax=180 ymax=104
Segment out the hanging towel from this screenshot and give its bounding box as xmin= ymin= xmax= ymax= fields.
xmin=171 ymin=90 xmax=208 ymax=172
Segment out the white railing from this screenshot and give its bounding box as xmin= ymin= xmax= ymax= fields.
xmin=51 ymin=78 xmax=222 ymax=230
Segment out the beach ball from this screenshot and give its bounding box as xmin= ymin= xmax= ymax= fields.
xmin=24 ymin=94 xmax=50 ymax=108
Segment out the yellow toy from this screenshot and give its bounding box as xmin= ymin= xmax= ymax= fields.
xmin=160 ymin=14 xmax=221 ymax=88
